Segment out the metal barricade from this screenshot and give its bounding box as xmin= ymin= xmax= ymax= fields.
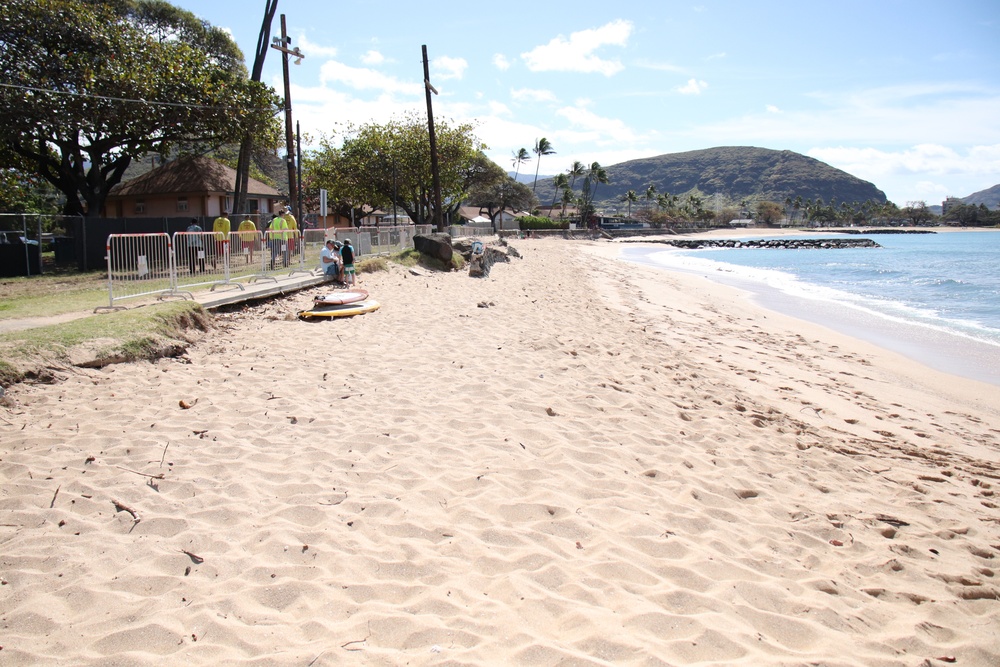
xmin=172 ymin=231 xmax=244 ymax=292
xmin=224 ymin=229 xmax=265 ymax=285
xmin=105 ymin=233 xmax=176 ymax=307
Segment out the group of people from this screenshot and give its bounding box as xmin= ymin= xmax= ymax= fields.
xmin=184 ymin=206 xmax=300 ymax=274
xmin=319 ymin=238 xmax=356 ymax=285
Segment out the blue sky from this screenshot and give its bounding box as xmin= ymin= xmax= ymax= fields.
xmin=171 ymin=0 xmax=1000 ymax=206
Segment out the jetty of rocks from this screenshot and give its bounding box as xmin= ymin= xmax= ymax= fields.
xmin=623 ymin=238 xmax=882 ymax=250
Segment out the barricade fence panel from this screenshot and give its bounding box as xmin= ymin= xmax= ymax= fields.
xmin=106 ymin=233 xmax=174 ymax=307
xmin=172 ymin=231 xmax=247 ymax=290
xmin=447 ymin=225 xmax=496 ymax=238
xmin=105 ymin=224 xmax=426 ymax=304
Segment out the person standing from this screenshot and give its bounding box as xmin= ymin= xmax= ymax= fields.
xmin=282 ymin=206 xmax=298 ymax=263
xmin=267 ymin=212 xmax=288 ymax=269
xmin=237 ymin=216 xmax=257 ymax=264
xmin=340 ymin=238 xmax=356 ymax=286
xmin=186 ymin=218 xmax=205 ymax=274
xmin=212 ymin=210 xmax=231 ymax=270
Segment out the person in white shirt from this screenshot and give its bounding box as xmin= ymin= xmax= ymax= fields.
xmin=319 ymin=239 xmax=343 ymax=281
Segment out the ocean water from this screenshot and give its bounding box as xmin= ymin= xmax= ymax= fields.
xmin=622 ymin=231 xmax=1000 ymax=386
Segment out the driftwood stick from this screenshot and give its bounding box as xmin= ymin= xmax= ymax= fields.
xmin=159 ymin=443 xmax=169 ymax=467
xmin=50 ymin=484 xmax=61 ymax=508
xmin=111 ymin=498 xmax=141 ymax=523
xmin=115 ymin=465 xmax=165 ymax=480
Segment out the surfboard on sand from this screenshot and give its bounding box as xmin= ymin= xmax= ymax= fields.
xmin=298 ymin=299 xmax=380 ymax=320
xmin=313 ymin=288 xmax=369 ymax=306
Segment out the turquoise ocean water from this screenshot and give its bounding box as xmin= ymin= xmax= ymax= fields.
xmin=622 ymin=231 xmax=1000 ymax=386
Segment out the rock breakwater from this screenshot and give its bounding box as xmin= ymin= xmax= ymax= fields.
xmin=625 ymin=238 xmax=882 ymax=250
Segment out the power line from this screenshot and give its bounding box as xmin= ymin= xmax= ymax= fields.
xmin=0 ymin=81 xmax=280 ymax=113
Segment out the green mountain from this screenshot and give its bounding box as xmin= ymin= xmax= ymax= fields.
xmin=532 ymin=146 xmax=888 ymax=209
xmin=962 ymin=184 xmax=1000 ymax=209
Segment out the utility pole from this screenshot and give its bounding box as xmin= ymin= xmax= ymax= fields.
xmin=296 ymin=120 xmax=303 ymax=229
xmin=422 ymin=45 xmax=443 ymax=232
xmin=271 ymin=15 xmax=304 ymax=216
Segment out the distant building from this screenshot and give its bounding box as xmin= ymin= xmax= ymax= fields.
xmin=103 ymin=156 xmax=282 ymax=219
xmin=942 ymin=197 xmax=963 ymax=216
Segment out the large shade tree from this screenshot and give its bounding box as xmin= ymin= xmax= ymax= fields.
xmin=466 ymin=161 xmax=538 ymax=232
xmin=307 ymin=113 xmax=488 ymax=230
xmin=0 ymin=0 xmax=281 ymax=217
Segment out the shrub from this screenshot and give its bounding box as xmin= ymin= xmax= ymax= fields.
xmin=519 ymin=215 xmax=567 ymax=230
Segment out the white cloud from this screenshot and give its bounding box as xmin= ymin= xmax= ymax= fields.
xmin=493 ymin=54 xmax=511 ymax=71
xmin=677 ymin=78 xmax=708 ymax=95
xmin=318 ymin=60 xmax=423 ymax=96
xmin=766 ymin=104 xmax=781 ymax=113
xmin=295 ymin=34 xmax=338 ymax=59
xmin=634 ymin=59 xmax=686 ymax=73
xmin=511 ymin=88 xmax=557 ymax=103
xmin=360 ymin=50 xmax=384 ymax=65
xmin=808 ymin=144 xmax=1000 ymax=204
xmin=433 ymin=56 xmax=468 ymax=81
xmin=555 ymin=103 xmax=642 ymax=145
xmin=809 ymin=144 xmax=1000 ymax=179
xmin=706 ymin=52 xmax=727 ymax=60
xmin=521 ymin=19 xmax=633 ymax=76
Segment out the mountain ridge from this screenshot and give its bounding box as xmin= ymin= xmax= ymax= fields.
xmin=529 ymin=146 xmax=888 ymax=209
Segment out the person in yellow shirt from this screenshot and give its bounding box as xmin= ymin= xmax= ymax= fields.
xmin=282 ymin=206 xmax=298 ymax=260
xmin=267 ymin=212 xmax=289 ymax=269
xmin=212 ymin=210 xmax=231 ymax=269
xmin=237 ymin=216 xmax=257 ymax=264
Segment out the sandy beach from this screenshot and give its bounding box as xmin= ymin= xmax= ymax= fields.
xmin=2 ymin=238 xmax=999 ymax=666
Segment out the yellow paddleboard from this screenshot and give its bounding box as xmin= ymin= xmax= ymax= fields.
xmin=298 ymin=299 xmax=380 ymax=319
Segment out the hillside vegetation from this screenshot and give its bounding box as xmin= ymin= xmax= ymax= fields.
xmin=533 ymin=146 xmax=888 ymax=209
xmin=962 ymin=184 xmax=1000 ymax=209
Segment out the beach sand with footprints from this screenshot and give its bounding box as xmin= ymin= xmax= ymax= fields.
xmin=2 ymin=238 xmax=999 ymax=665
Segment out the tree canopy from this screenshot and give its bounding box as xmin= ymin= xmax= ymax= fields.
xmin=306 ymin=113 xmax=489 ymax=229
xmin=0 ymin=0 xmax=281 ymax=216
xmin=466 ymin=166 xmax=538 ymax=230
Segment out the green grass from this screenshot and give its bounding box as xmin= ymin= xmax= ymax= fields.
xmin=391 ymin=248 xmax=465 ymax=271
xmin=0 ymin=269 xmax=109 ymax=319
xmin=0 ymin=301 xmax=210 ymax=386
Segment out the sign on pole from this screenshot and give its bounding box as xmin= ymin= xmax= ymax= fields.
xmin=319 ymin=189 xmax=328 ymax=217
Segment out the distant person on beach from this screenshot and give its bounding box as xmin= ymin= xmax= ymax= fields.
xmin=186 ymin=218 xmax=205 ymax=274
xmin=237 ymin=216 xmax=257 ymax=264
xmin=212 ymin=210 xmax=231 ymax=269
xmin=267 ymin=213 xmax=288 ymax=269
xmin=319 ymin=239 xmax=343 ymax=281
xmin=340 ymin=238 xmax=356 ymax=285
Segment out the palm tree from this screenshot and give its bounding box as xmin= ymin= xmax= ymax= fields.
xmin=623 ymin=190 xmax=638 ymax=218
xmin=566 ymin=160 xmax=585 ymax=192
xmin=644 ymin=184 xmax=657 ymax=213
xmin=511 ymin=148 xmax=530 ymax=182
xmin=550 ymin=173 xmax=569 ymax=209
xmin=580 ymin=161 xmax=609 ymax=226
xmin=532 ymin=137 xmax=555 ymax=193
xmin=560 ymin=186 xmax=574 ymax=218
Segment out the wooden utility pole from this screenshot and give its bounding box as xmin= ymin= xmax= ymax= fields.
xmin=271 ymin=14 xmax=304 ymax=216
xmin=233 ymin=0 xmax=278 ymax=217
xmin=422 ymin=45 xmax=443 ymax=232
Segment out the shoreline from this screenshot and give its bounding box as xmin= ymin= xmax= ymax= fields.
xmin=611 ymin=228 xmax=1000 ymax=387
xmin=2 ymin=239 xmax=998 ymax=665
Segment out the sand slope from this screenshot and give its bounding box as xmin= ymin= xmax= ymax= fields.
xmin=1 ymin=239 xmax=998 ymax=666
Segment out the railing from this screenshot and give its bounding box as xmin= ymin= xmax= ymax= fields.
xmin=105 ymin=225 xmax=423 ymax=306
xmin=105 ymin=233 xmax=176 ymax=307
